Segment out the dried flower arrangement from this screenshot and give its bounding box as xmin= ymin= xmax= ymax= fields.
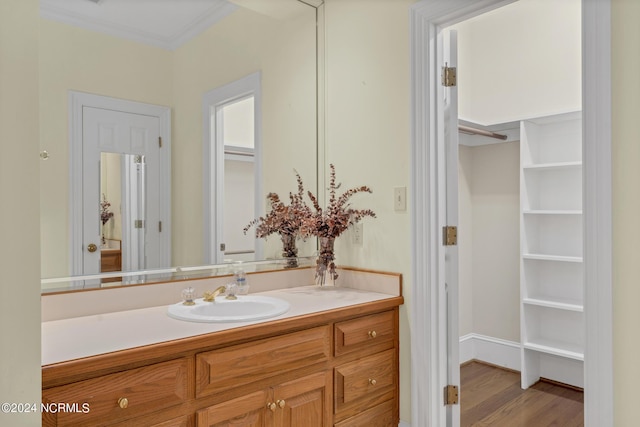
xmin=100 ymin=193 xmax=114 ymax=245
xmin=244 ymin=172 xmax=312 ymax=268
xmin=301 ymin=164 xmax=376 ymax=285
xmin=100 ymin=194 xmax=114 ymax=226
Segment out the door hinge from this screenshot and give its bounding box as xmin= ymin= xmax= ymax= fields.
xmin=158 ymin=136 xmax=162 ymax=148
xmin=441 ymin=64 xmax=457 ymax=87
xmin=134 ymin=219 xmax=144 ymax=229
xmin=443 ymin=226 xmax=457 ymax=246
xmin=159 ymin=221 xmax=162 ymax=232
xmin=220 ymin=243 xmax=226 ymax=252
xmin=445 ymin=385 xmax=459 ymax=405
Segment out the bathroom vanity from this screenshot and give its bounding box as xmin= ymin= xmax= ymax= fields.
xmin=41 ymin=269 xmax=403 ymax=427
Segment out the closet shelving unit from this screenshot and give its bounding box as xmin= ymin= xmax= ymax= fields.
xmin=519 ymin=111 xmax=584 ymax=389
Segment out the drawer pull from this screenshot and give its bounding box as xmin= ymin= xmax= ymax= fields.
xmin=277 ymin=399 xmax=286 ymax=408
xmin=117 ymin=397 xmax=129 ymax=409
xmin=369 ymin=378 xmax=377 ymax=386
xmin=267 ymin=402 xmax=276 ymax=411
xmin=368 ymin=330 xmax=377 ymax=338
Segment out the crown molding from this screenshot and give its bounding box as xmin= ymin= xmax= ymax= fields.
xmin=39 ymin=0 xmax=238 ymax=51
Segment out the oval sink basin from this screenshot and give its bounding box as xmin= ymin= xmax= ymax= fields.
xmin=167 ymin=295 xmax=290 ymax=323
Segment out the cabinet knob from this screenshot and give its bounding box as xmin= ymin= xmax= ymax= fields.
xmin=267 ymin=402 xmax=276 ymax=411
xmin=277 ymin=399 xmax=286 ymax=408
xmin=369 ymin=378 xmax=377 ymax=386
xmin=87 ymin=243 xmax=98 ymax=253
xmin=368 ymin=330 xmax=377 ymax=338
xmin=117 ymin=397 xmax=129 ymax=409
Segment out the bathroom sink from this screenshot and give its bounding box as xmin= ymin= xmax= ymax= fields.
xmin=167 ymin=295 xmax=290 ymax=323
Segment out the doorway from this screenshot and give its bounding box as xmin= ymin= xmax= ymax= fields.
xmin=409 ymin=0 xmax=613 ymax=426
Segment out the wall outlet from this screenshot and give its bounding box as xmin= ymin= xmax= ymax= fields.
xmin=394 ymin=186 xmax=407 ymax=211
xmin=352 ymin=223 xmax=363 ymax=245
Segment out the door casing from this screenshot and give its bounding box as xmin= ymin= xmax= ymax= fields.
xmin=409 ymin=0 xmax=613 ymax=426
xmin=69 ymin=91 xmax=172 ymax=277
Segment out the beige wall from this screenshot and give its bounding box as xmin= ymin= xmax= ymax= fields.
xmin=39 ymin=5 xmax=317 ymax=275
xmin=458 ymin=146 xmax=474 ymax=336
xmin=0 ymin=0 xmax=41 ymax=425
xmin=326 ymin=0 xmax=577 ymax=422
xmin=171 ymin=6 xmax=317 ymax=265
xmin=612 ymin=0 xmax=640 ymax=425
xmin=451 ymin=0 xmax=581 ymax=125
xmin=458 ymin=142 xmax=520 ymax=342
xmin=39 ymin=19 xmax=173 ymax=277
xmin=324 ymin=0 xmax=414 ymax=421
xmin=6 ymin=1 xmax=637 ymax=426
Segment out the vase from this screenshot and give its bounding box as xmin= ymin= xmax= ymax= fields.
xmin=281 ymin=233 xmax=298 ymax=268
xmin=316 ymin=237 xmax=338 ymax=286
xmin=101 ymin=224 xmax=107 ymax=247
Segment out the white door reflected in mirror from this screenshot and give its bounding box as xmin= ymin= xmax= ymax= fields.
xmin=78 ymin=104 xmax=164 ymax=277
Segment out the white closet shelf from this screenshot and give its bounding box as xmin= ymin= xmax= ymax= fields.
xmin=522 ymin=161 xmax=582 ymax=171
xmin=522 ymin=254 xmax=583 ymax=263
xmin=523 ymin=340 xmax=584 ymax=361
xmin=523 ymin=210 xmax=582 ymax=215
xmin=523 ymin=297 xmax=583 ymax=312
xmin=520 ymin=112 xmax=583 ymax=389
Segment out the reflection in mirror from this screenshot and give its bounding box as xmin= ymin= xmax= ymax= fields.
xmin=99 ymin=153 xmax=123 ymax=282
xmin=41 ymin=257 xmax=317 ymax=293
xmin=220 ymin=95 xmax=259 ymax=262
xmin=40 ymin=0 xmax=323 ymax=293
xmin=100 ymin=152 xmax=149 ymax=278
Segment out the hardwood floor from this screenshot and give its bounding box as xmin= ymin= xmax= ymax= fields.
xmin=460 ymin=361 xmax=584 ymax=426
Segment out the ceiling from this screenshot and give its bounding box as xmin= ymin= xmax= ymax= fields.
xmin=39 ymin=0 xmax=240 ymax=51
xmin=39 ymin=0 xmax=320 ymax=50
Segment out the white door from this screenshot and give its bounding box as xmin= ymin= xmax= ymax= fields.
xmin=442 ymin=29 xmax=460 ymax=426
xmin=82 ymin=107 xmax=161 ymax=274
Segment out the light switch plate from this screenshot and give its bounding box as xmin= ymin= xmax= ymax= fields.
xmin=352 ymin=223 xmax=363 ymax=245
xmin=394 ymin=187 xmax=407 ymax=211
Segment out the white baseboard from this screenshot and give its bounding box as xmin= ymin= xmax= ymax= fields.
xmin=459 ymin=333 xmax=520 ymax=371
xmin=399 ymin=421 xmax=411 ymax=427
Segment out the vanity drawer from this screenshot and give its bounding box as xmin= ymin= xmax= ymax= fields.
xmin=42 ymin=358 xmax=188 ymax=427
xmin=110 ymin=414 xmax=190 ymax=427
xmin=334 ymin=349 xmax=396 ymax=416
xmin=196 ymin=325 xmax=331 ymax=398
xmin=334 ymin=311 xmax=395 ymax=357
xmin=333 ymin=400 xmax=397 ymax=427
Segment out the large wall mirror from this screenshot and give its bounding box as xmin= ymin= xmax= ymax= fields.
xmin=40 ymin=0 xmax=324 ymax=293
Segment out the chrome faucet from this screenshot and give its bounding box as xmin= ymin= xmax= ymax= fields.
xmin=202 ymin=285 xmax=227 ymax=302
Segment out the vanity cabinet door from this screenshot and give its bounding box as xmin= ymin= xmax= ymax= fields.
xmin=274 ymin=371 xmax=331 ymax=427
xmin=196 ymin=389 xmax=269 ymax=427
xmin=196 ymin=371 xmax=330 ymax=427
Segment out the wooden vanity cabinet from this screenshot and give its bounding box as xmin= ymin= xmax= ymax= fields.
xmin=333 ymin=311 xmax=399 ymax=426
xmin=42 ymin=300 xmax=401 ymax=427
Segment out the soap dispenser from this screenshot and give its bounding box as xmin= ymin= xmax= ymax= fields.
xmin=234 ymin=261 xmax=249 ymax=295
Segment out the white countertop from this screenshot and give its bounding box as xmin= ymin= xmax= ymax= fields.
xmin=42 ymin=285 xmax=397 ymax=366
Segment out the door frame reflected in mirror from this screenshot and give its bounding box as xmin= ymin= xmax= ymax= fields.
xmin=203 ymin=71 xmax=263 ymax=265
xmin=41 ymin=0 xmax=325 ymax=293
xmin=68 ymin=91 xmax=172 ymax=277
